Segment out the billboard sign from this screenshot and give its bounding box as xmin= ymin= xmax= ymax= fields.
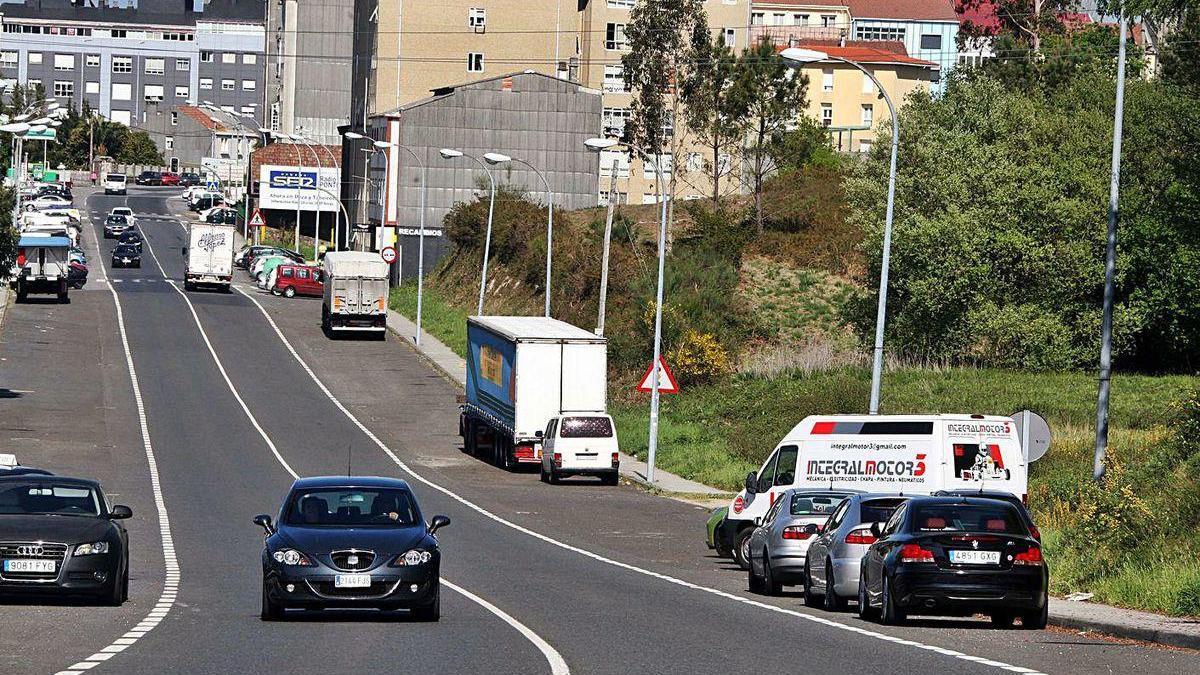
xmin=258 ymin=164 xmax=340 ymax=212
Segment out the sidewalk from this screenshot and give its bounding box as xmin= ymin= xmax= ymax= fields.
xmin=385 ymin=308 xmax=730 ymax=499
xmin=1049 ymin=598 xmax=1200 ymax=650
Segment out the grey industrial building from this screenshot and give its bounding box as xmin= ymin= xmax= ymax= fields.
xmin=361 ymin=71 xmax=603 ymax=279
xmin=265 ymin=0 xmax=353 ymax=145
xmin=0 ymin=0 xmax=267 ymax=127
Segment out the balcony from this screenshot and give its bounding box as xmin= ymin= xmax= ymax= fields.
xmin=749 ymin=25 xmax=845 ymax=48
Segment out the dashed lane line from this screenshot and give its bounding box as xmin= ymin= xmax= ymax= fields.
xmin=236 ymin=286 xmax=1049 ymax=675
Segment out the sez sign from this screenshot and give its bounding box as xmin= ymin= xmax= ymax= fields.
xmin=258 ymin=164 xmax=341 ymax=212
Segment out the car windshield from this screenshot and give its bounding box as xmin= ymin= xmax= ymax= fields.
xmin=789 ymin=493 xmax=849 ymax=516
xmin=912 ymin=503 xmax=1028 ymax=535
xmin=114 ymin=245 xmax=138 ymax=255
xmin=560 ymin=416 xmax=614 ymax=438
xmin=107 ymin=216 xmax=127 ymax=224
xmin=284 ymin=488 xmax=419 ymax=528
xmin=0 ymin=482 xmax=102 ymax=517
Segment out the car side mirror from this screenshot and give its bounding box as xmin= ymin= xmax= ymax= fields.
xmin=536 ymin=430 xmax=544 ymax=439
xmin=429 ymin=515 xmax=451 ymax=534
xmin=803 ymin=523 xmax=820 ymax=535
xmin=253 ymin=514 xmax=275 ymax=534
xmin=744 ymin=471 xmax=758 ymax=494
xmin=870 ymin=522 xmax=883 ymax=538
xmin=109 ymin=504 xmax=132 ymax=520
xmin=181 ymin=247 xmax=188 ymax=256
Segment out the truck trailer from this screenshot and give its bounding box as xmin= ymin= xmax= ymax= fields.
xmin=460 ymin=316 xmax=609 ymax=471
xmin=321 ymin=252 xmax=389 ymax=338
xmin=182 ymin=223 xmax=235 ymax=292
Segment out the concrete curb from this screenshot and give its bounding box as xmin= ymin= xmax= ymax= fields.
xmin=1048 ymin=600 xmax=1200 ymax=650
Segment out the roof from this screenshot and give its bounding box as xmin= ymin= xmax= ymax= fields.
xmin=249 ymin=140 xmax=342 ymax=178
xmin=290 ymin=476 xmax=413 ymax=490
xmin=780 ymin=40 xmax=940 ymax=68
xmin=178 ymin=105 xmax=230 ymax=132
xmin=754 ymin=0 xmax=959 ymax=21
xmin=382 ymin=70 xmax=601 ymax=116
xmin=468 ymin=316 xmax=606 ymax=343
xmin=17 ymin=235 xmax=72 ymax=248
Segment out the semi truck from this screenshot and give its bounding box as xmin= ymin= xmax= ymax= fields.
xmin=182 ymin=223 xmax=235 ymax=292
xmin=460 ymin=316 xmax=614 ymax=475
xmin=321 ymin=251 xmax=389 ymax=338
xmin=12 ymin=235 xmax=72 ymax=303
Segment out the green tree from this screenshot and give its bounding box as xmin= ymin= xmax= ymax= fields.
xmin=1158 ymin=10 xmax=1200 ymax=90
xmin=729 ymin=39 xmax=807 ymax=234
xmin=115 ymin=128 xmax=163 ymax=165
xmin=680 ymin=31 xmax=742 ymax=205
xmin=0 ymin=188 xmax=15 ymax=280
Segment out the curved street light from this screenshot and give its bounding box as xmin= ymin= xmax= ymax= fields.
xmin=439 ymin=148 xmax=497 ymax=315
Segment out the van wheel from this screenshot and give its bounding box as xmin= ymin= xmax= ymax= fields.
xmin=539 ymin=462 xmax=550 ymax=483
xmin=284 ymin=286 xmax=296 ymax=298
xmin=823 ymin=562 xmax=846 ymax=611
xmin=733 ymin=528 xmax=754 ymax=570
xmin=803 ymin=560 xmax=821 ymax=607
xmin=271 ymin=287 xmax=282 ymax=296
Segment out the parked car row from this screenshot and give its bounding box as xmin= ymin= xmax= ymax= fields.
xmin=11 ymin=180 xmax=82 ymax=302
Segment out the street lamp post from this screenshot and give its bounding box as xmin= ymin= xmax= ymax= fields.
xmin=439 ymin=148 xmax=497 ymax=316
xmin=386 ymin=143 xmax=430 ymax=345
xmin=782 ymin=47 xmax=899 ymax=415
xmin=291 ymin=133 xmax=329 ymax=258
xmin=483 ymin=153 xmax=554 ymax=317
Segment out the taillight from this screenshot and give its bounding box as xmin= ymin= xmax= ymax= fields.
xmin=611 ymin=452 xmax=619 ymax=468
xmin=1029 ymin=525 xmax=1041 ymax=541
xmin=732 ymin=495 xmax=745 ymax=515
xmin=552 ymin=452 xmax=562 ymax=467
xmin=782 ymin=526 xmax=815 ymax=540
xmin=845 ymin=528 xmax=876 ymax=545
xmin=1013 ymin=547 xmax=1043 ymax=566
xmin=899 ymin=544 xmax=934 ymax=563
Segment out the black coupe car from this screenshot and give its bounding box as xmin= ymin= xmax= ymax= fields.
xmin=857 ymin=496 xmax=1047 ymax=628
xmin=0 ymin=475 xmax=132 ymax=604
xmin=111 ymin=243 xmax=142 ymax=268
xmin=254 ymin=476 xmax=450 ymax=621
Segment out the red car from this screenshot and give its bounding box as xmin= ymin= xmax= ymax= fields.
xmin=272 ymin=264 xmax=324 ymax=298
xmin=160 ymin=171 xmax=182 ymax=186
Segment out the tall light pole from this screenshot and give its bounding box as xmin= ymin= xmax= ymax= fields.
xmin=483 ymin=153 xmax=554 ymax=317
xmin=1093 ymin=16 xmax=1129 ymax=482
xmin=782 ymin=47 xmax=899 ymax=415
xmin=290 ymin=133 xmax=329 ymax=257
xmin=387 ymin=142 xmax=430 ymax=345
xmin=585 ymin=137 xmax=667 ymax=483
xmin=439 ymin=148 xmax=497 ymax=316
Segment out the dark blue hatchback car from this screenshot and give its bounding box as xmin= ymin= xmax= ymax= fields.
xmin=254 ymin=476 xmax=450 ymax=621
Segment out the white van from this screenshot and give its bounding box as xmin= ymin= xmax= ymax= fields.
xmin=103 ymin=173 xmax=127 ymax=195
xmin=538 ymin=414 xmax=620 ymax=486
xmin=716 ymin=414 xmax=1029 ymax=568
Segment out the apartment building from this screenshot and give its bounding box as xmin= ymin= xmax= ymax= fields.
xmin=265 ymin=0 xmax=353 ymax=144
xmin=0 ymin=0 xmax=266 ymax=126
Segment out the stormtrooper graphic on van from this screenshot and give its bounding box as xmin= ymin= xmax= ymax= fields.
xmin=954 ymin=443 xmax=1011 ymax=481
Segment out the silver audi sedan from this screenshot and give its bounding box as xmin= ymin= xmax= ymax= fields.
xmin=803 ymin=493 xmax=908 ymax=611
xmin=747 ymin=489 xmax=858 ymax=596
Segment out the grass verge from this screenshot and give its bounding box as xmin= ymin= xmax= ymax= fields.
xmin=389 ymin=284 xmax=469 ymax=357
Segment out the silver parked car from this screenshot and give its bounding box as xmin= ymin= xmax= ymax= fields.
xmin=747 ymin=489 xmax=858 ymax=596
xmin=803 ymin=493 xmax=908 ymax=610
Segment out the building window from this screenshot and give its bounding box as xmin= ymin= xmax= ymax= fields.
xmin=242 ymin=79 xmax=256 ymax=91
xmin=110 ymin=110 xmax=131 ymax=126
xmin=175 ymin=85 xmax=189 ymax=98
xmin=598 ymin=191 xmax=627 ymax=206
xmin=821 ymin=15 xmax=836 ymax=27
xmin=859 ymin=139 xmax=873 ymax=154
xmin=773 ymin=13 xmax=786 ymax=25
xmin=53 ymin=81 xmax=73 ymax=98
xmin=242 ymin=53 xmax=257 ymax=65
xmin=145 ymin=58 xmax=165 ymax=75
xmin=165 ymin=136 xmax=174 ymax=151
xmin=642 ymin=193 xmax=664 ymax=205
xmin=28 ymin=52 xmax=43 ymax=65
xmin=606 ymin=0 xmax=634 ymax=8
xmin=793 ymin=14 xmax=808 ymax=25
xmin=861 ymin=104 xmax=873 ymax=126
xmin=200 ymin=77 xmax=213 ymax=90
xmin=85 ymin=81 xmax=100 ymax=94
xmin=723 ymin=28 xmax=735 ymax=48
xmin=862 ymin=72 xmax=876 ymax=94
xmin=599 ymin=149 xmax=630 ymax=178
xmin=111 ymin=83 xmax=132 ymax=100
xmin=54 ymin=54 xmax=75 ymax=71
xmin=602 ymin=107 xmax=631 ymax=136
xmin=112 ymin=56 xmax=132 ymax=73
xmin=467 ymin=52 xmax=484 ymax=72
xmin=605 ymin=23 xmax=628 ymax=51
xmin=644 ymin=153 xmax=673 ymax=178
xmin=221 ymin=79 xmax=235 ymax=90
xmin=144 ymin=84 xmax=164 ymax=102
xmin=200 ymin=50 xmax=213 ymax=63
xmin=0 ymin=51 xmax=16 ymax=69
xmin=222 ymin=52 xmax=236 ymax=64
xmin=240 ymin=105 xmax=255 ymax=115
xmin=686 ymin=152 xmax=703 ymax=173
xmin=176 ymin=58 xmax=189 ymax=71
xmin=920 ymin=34 xmax=942 ymax=50
xmin=750 ymin=12 xmax=764 ymax=25
xmin=28 ymin=79 xmax=41 ymax=89
xmin=855 ymin=26 xmax=906 ymax=42
xmin=602 ymin=65 xmax=626 ymax=92
xmin=171 ymin=111 xmax=178 ymax=125
xmin=820 ymin=103 xmax=833 ymax=127
xmin=822 ymin=68 xmax=834 ymax=92
xmin=86 ymin=54 xmax=100 ymax=67
xmin=469 ymin=7 xmax=487 ymax=27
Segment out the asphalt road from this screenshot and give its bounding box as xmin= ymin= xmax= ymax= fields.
xmin=1 ymin=186 xmax=1198 ymax=674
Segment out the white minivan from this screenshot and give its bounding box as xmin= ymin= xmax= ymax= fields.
xmin=103 ymin=173 xmax=127 ymax=195
xmin=716 ymin=414 xmax=1029 ymax=568
xmin=538 ymin=414 xmax=620 ymax=486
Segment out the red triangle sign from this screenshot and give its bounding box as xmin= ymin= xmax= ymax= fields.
xmin=248 ymin=208 xmax=266 ymax=227
xmin=636 ymin=356 xmax=679 ymax=394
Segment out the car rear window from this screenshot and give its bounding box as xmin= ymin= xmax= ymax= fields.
xmin=560 ymin=416 xmax=614 ymax=438
xmin=912 ymin=503 xmax=1028 ymax=535
xmin=789 ymin=493 xmax=849 ymax=516
xmin=860 ymin=498 xmax=906 ymax=524
xmin=106 ymin=174 xmax=125 ymax=182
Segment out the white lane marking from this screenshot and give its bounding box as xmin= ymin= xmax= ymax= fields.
xmin=58 ymin=194 xmax=181 ymax=675
xmin=143 ymin=239 xmax=569 ymax=675
xmin=236 ymin=286 xmax=1046 ymax=675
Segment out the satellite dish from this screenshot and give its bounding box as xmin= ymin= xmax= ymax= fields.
xmin=1011 ymin=410 xmax=1051 ymax=463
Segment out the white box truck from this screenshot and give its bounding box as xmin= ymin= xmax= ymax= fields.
xmin=182 ymin=223 xmax=235 ymax=292
xmin=459 ymin=316 xmax=616 ymax=478
xmin=321 ymin=251 xmax=389 ymax=337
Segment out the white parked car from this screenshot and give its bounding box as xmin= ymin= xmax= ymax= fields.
xmin=25 ymin=194 xmax=70 ymax=210
xmin=181 ymin=185 xmax=207 ymax=202
xmin=538 ymin=414 xmax=620 ymax=486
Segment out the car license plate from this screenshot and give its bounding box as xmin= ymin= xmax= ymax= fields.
xmin=3 ymin=559 xmax=56 ymax=573
xmin=334 ymin=574 xmax=371 ymax=588
xmin=122 ymin=258 xmax=130 ymax=263
xmin=949 ymin=550 xmax=1000 ymax=565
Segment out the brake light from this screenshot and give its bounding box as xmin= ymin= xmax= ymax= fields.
xmin=552 ymin=452 xmax=562 ymax=467
xmin=1029 ymin=525 xmax=1041 ymax=541
xmin=732 ymin=495 xmax=745 ymax=514
xmin=611 ymin=452 xmax=619 ymax=468
xmin=1013 ymin=547 xmax=1043 ymax=566
xmin=782 ymin=526 xmax=815 ymax=540
xmin=845 ymin=528 xmax=876 ymax=545
xmin=899 ymin=544 xmax=935 ymax=563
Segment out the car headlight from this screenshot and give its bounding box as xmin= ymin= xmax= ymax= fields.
xmin=393 ymin=549 xmax=433 ymax=566
xmin=271 ymin=549 xmax=313 ymax=566
xmin=75 ymin=541 xmax=110 ymax=556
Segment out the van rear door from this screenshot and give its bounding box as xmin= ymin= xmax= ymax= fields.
xmin=941 ymin=419 xmax=1027 ymax=497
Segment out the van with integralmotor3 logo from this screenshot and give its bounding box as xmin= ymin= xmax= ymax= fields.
xmin=714 ymin=414 xmax=1029 ymax=569
xmin=181 ymin=223 xmax=235 ymax=292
